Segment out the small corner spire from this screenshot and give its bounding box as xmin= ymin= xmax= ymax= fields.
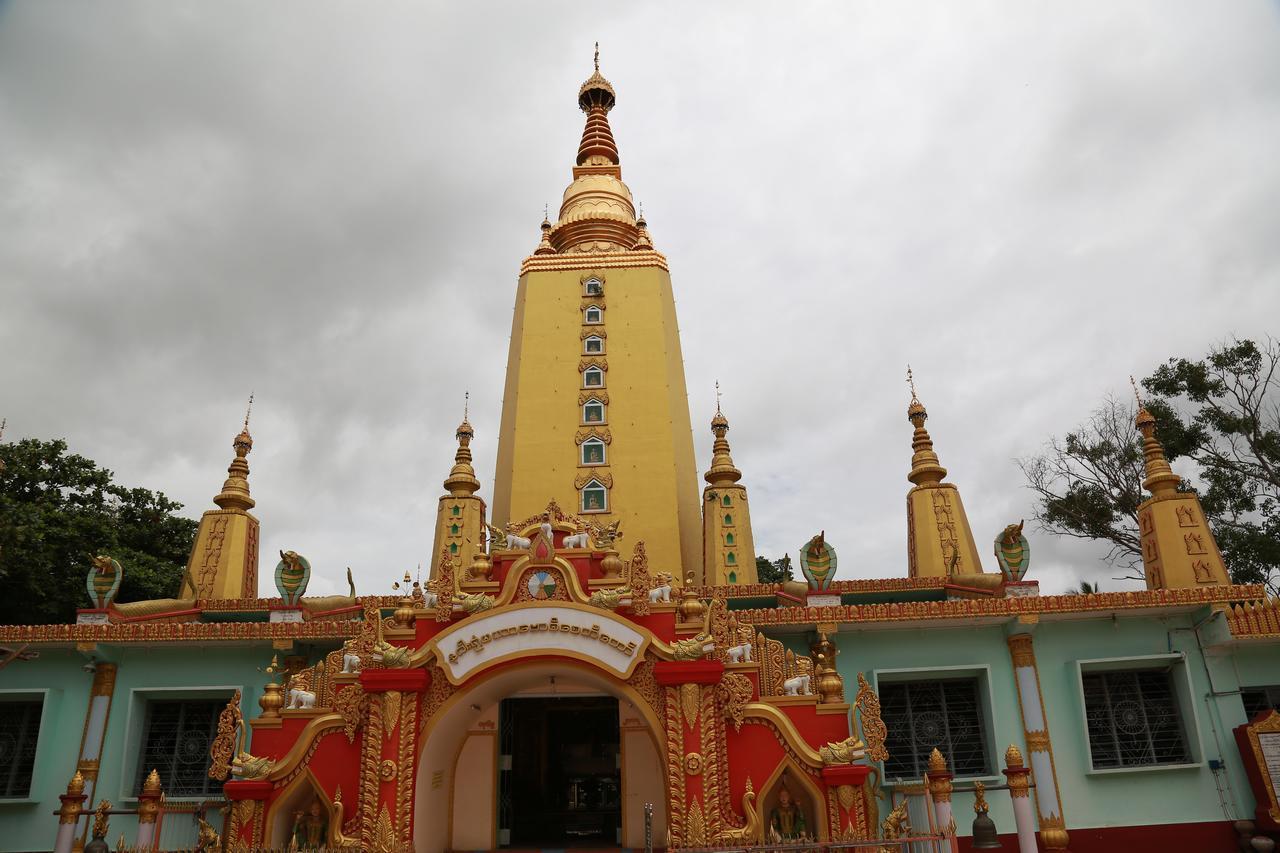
xmin=905 ymin=366 xmax=947 ymax=486
xmin=1129 ymin=375 xmax=1178 ymax=496
xmin=213 ymin=398 xmax=256 ymax=512
xmin=445 ymin=395 xmax=480 ymax=497
xmin=706 ymin=381 xmax=739 ymax=485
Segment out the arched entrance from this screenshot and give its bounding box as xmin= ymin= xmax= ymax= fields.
xmin=414 ymin=660 xmax=667 ymax=852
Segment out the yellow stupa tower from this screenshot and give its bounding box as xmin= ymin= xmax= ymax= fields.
xmin=903 ymin=370 xmax=990 ymax=584
xmin=702 ymin=391 xmax=758 ymax=585
xmin=1132 ymin=382 xmax=1229 ymax=589
xmin=430 ymin=401 xmax=488 ymax=579
xmin=185 ymin=400 xmax=261 ymax=599
xmin=493 ymin=48 xmax=701 ymax=579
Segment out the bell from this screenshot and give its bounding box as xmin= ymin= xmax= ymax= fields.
xmin=971 ymin=811 xmax=1003 ymax=849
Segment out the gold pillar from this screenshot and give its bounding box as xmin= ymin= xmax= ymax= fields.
xmin=1007 ymin=633 xmax=1069 ymax=851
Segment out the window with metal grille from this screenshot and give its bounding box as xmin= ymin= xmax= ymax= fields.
xmin=1241 ymin=685 xmax=1280 ymax=722
xmin=880 ymin=678 xmax=989 ymax=778
xmin=0 ymin=699 xmax=42 ymax=798
xmin=136 ymin=699 xmax=226 ymax=796
xmin=1082 ymin=668 xmax=1191 ymax=769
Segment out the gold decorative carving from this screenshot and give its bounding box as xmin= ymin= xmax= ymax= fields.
xmin=197 ymin=516 xmax=229 ymax=597
xmin=716 ymin=777 xmax=761 ymax=844
xmin=628 ymin=545 xmax=653 ymax=616
xmin=580 ymin=327 xmax=608 ymax=340
xmin=820 ymin=735 xmax=867 ymax=766
xmin=359 ymin=679 xmax=385 ymax=851
xmin=1229 ymin=598 xmax=1280 ymax=637
xmin=372 ymin=804 xmax=396 ymax=853
xmin=837 ymin=784 xmax=856 ymax=811
xmin=685 ymin=797 xmax=708 ymax=846
xmin=379 ymin=759 xmax=396 ymax=781
xmin=208 ymin=690 xmax=241 ymax=781
xmin=1025 ymin=730 xmax=1051 ymax=752
xmin=396 ymin=695 xmax=416 ymax=845
xmin=1242 ymin=711 xmax=1280 ymax=823
xmin=684 ymin=752 xmax=704 ymax=775
xmin=1007 ymin=633 xmax=1036 ymax=668
xmin=717 ymin=673 xmax=753 ymax=732
xmin=578 ymin=390 xmax=610 ymax=405
xmin=383 ymin=691 xmax=401 ymax=739
xmin=681 ymin=683 xmax=700 ymax=730
xmin=577 ymin=358 xmax=608 ymax=373
xmin=855 ymin=672 xmax=888 ymax=762
xmin=664 ymin=686 xmax=686 ymax=842
xmin=574 ymin=427 xmax=612 ymax=445
xmin=574 ymin=471 xmax=614 ymax=489
xmin=334 ymin=683 xmax=367 ymax=744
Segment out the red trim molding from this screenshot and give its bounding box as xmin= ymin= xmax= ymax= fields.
xmin=360 ymin=669 xmax=429 ymax=693
xmin=654 ymin=660 xmax=724 ymax=685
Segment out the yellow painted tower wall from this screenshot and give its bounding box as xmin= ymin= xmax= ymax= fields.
xmin=430 ymin=494 xmax=487 ymax=578
xmin=187 ymin=508 xmax=260 ymax=598
xmin=493 ymin=263 xmax=701 ymax=580
xmin=703 ymin=485 xmax=757 ymax=585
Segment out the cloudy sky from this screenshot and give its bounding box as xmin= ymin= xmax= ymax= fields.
xmin=3 ymin=2 xmax=1278 ymax=599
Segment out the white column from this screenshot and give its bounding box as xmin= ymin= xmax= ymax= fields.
xmin=1007 ymin=633 xmax=1070 ymax=851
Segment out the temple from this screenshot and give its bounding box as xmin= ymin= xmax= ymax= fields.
xmin=2 ymin=53 xmax=1280 ymax=853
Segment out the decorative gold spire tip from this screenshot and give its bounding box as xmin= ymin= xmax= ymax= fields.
xmin=1130 ymin=375 xmax=1155 ymax=429
xmin=594 ymin=41 xmax=600 ymax=72
xmin=906 ymin=365 xmax=925 ymax=418
xmin=242 ymin=392 xmax=254 ymax=434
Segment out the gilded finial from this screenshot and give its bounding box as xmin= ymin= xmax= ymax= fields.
xmin=973 ymin=780 xmax=989 ymax=814
xmin=715 ymin=380 xmax=722 ymax=415
xmin=1128 ymin=375 xmax=1178 ymax=495
xmin=927 ymin=747 xmax=947 ymax=773
xmin=906 ymin=365 xmax=925 ymax=418
xmin=906 ymin=367 xmax=947 ymax=486
xmin=594 ymin=41 xmax=600 ymax=72
xmin=142 ymin=768 xmax=162 ymax=795
xmin=67 ymin=770 xmax=86 ymax=796
xmin=242 ymin=392 xmax=254 ymax=434
xmin=1005 ymin=744 xmax=1024 ymax=767
xmin=445 ymin=395 xmax=481 ymax=496
xmin=463 ymin=391 xmax=469 ymax=423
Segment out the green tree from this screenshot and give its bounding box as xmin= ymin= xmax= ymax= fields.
xmin=756 ymin=554 xmax=794 ymax=584
xmin=1020 ymin=338 xmax=1280 ymax=594
xmin=0 ymin=438 xmax=199 ymax=624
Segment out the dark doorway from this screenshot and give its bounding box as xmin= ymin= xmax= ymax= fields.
xmin=497 ymin=695 xmax=621 ymax=847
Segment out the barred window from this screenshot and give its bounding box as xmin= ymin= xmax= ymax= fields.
xmin=1082 ymin=669 xmax=1191 ymax=769
xmin=1241 ymin=685 xmax=1280 ymax=722
xmin=0 ymin=699 xmax=42 ymax=798
xmin=136 ymin=699 xmax=226 ymax=797
xmin=881 ymin=678 xmax=989 ymax=778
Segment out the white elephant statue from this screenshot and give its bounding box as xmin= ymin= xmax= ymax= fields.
xmin=287 ymin=684 xmax=317 ymax=709
xmin=563 ymin=531 xmax=590 ymax=549
xmin=341 ymin=651 xmax=362 ymax=674
xmin=783 ymin=674 xmax=811 ymax=696
xmin=727 ymin=642 xmax=753 ymax=664
xmin=422 ymin=590 xmax=439 ymax=609
xmin=648 ymin=581 xmax=672 ymax=604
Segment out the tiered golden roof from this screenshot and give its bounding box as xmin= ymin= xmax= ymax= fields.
xmin=443 ymin=396 xmax=481 ymax=497
xmin=905 ymin=367 xmax=946 ymax=487
xmin=705 ymin=396 xmax=742 ymax=487
xmin=213 ymin=396 xmax=255 ymax=511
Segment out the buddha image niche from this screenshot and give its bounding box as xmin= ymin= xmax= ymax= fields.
xmin=768 ymin=781 xmax=807 ymax=841
xmin=290 ymin=797 xmax=328 ymax=851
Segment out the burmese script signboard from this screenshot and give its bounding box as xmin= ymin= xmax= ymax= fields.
xmin=432 ymin=603 xmax=651 ymax=685
xmin=1235 ymin=709 xmax=1280 ymax=829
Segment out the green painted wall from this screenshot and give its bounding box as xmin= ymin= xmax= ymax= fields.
xmin=0 ymin=644 xmax=274 ymax=853
xmin=0 ymin=649 xmax=89 ymax=853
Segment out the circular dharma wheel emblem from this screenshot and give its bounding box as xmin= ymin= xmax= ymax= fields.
xmin=683 ymin=752 xmax=704 ymax=776
xmin=380 ymin=759 xmax=396 ymax=781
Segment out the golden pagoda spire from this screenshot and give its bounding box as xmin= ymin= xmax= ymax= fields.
xmin=213 ymin=394 xmax=255 ymax=511
xmin=546 ymin=44 xmax=640 ymax=254
xmin=906 ymin=366 xmax=947 ymax=487
xmin=534 ymin=206 xmax=555 ymax=255
xmin=443 ymin=393 xmax=481 ymax=496
xmin=633 ymin=203 xmax=654 ymax=250
xmin=1131 ymin=376 xmax=1179 ymax=497
xmin=705 ymin=382 xmax=742 ymax=487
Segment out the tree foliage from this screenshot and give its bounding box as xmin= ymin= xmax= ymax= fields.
xmin=0 ymin=438 xmax=199 ymax=624
xmin=756 ymin=554 xmax=794 ymax=584
xmin=1020 ymin=338 xmax=1280 ymax=594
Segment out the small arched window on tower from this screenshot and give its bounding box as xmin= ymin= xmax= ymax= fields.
xmin=580 ymin=479 xmax=608 ymax=513
xmin=724 ymin=514 xmax=733 ymax=526
xmin=726 ymin=552 xmax=737 ymax=565
xmin=583 ymin=367 xmax=604 ymax=388
xmin=584 ymin=305 xmax=603 ymax=325
xmin=581 ymin=437 xmax=606 ymax=466
xmin=449 ymin=542 xmax=459 ymax=555
xmin=450 ymin=524 xmax=459 ymax=535
xmin=583 ymin=335 xmax=604 ymax=355
xmin=582 ymin=399 xmax=606 ymax=424
xmin=584 ymin=277 xmax=603 ymax=296
xmin=728 ymin=571 xmax=738 ymax=584
xmin=725 ymin=533 xmax=735 ymax=546
xmin=451 ymin=505 xmax=461 ymax=517
xmin=722 ymin=494 xmax=732 ymax=507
